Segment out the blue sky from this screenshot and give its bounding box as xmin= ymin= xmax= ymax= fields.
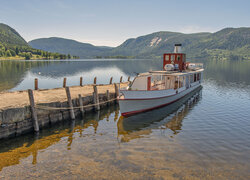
xmin=0 ymin=0 xmax=249 ymax=46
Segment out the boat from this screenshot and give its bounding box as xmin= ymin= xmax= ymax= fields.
xmin=117 ymin=88 xmax=202 ymax=142
xmin=118 ymin=44 xmax=204 ymax=116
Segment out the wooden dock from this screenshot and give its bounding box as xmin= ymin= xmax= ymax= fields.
xmin=0 ymin=76 xmax=130 ymax=140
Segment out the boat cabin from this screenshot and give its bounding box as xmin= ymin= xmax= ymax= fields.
xmin=128 ymin=70 xmax=203 ymax=91
xmin=163 ymin=44 xmax=186 ymax=72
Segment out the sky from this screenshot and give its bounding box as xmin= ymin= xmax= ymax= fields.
xmin=0 ymin=0 xmax=249 ymax=47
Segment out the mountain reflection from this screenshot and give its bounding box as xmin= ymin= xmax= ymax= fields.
xmin=117 ymin=87 xmax=202 ymax=142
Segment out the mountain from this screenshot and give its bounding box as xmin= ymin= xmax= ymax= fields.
xmin=0 ymin=23 xmax=28 ymax=47
xmin=29 ymin=27 xmax=250 ymax=60
xmin=0 ymin=23 xmax=71 ymax=60
xmin=111 ymin=31 xmax=211 ymax=58
xmin=111 ymin=27 xmax=250 ymax=60
xmin=29 ymin=37 xmax=112 ymax=58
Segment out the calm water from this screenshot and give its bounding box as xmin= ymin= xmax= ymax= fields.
xmin=0 ymin=59 xmax=250 ymax=179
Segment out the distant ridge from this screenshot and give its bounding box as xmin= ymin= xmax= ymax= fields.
xmin=29 ymin=27 xmax=250 ymax=60
xmin=29 ymin=37 xmax=112 ymax=58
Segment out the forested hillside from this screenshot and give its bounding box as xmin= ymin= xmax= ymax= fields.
xmin=111 ymin=27 xmax=250 ymax=60
xmin=0 ymin=23 xmax=73 ymax=60
xmin=29 ymin=37 xmax=112 ymax=58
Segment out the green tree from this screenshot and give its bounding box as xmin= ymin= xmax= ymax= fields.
xmin=10 ymin=49 xmax=16 ymax=56
xmin=5 ymin=50 xmax=11 ymax=57
xmin=0 ymin=50 xmax=4 ymax=56
xmin=25 ymin=52 xmax=32 ymax=60
xmin=15 ymin=47 xmax=19 ymax=55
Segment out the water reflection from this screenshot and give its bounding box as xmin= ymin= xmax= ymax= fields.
xmin=0 ymin=104 xmax=118 ymax=171
xmin=117 ymin=87 xmax=202 ymax=142
xmin=0 ymin=59 xmax=161 ymax=91
xmin=200 ymin=59 xmax=250 ymax=85
xmin=0 ymin=87 xmax=202 ymax=171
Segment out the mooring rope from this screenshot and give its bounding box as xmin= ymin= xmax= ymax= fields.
xmin=35 ymin=98 xmax=117 ymax=111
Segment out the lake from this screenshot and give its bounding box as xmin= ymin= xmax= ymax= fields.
xmin=0 ymin=59 xmax=250 ymax=179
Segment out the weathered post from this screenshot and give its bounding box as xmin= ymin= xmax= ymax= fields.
xmin=106 ymin=90 xmax=110 ymax=106
xmin=94 ymin=77 xmax=97 ymax=84
xmin=93 ymin=85 xmax=100 ymax=111
xmin=28 ymin=89 xmax=39 ymax=132
xmin=78 ymin=94 xmax=85 ymax=118
xmin=127 ymin=76 xmax=130 ymax=82
xmin=65 ymin=87 xmax=75 ymax=120
xmin=80 ymin=77 xmax=83 ymax=86
xmin=120 ymin=76 xmax=123 ymax=83
xmin=114 ymin=83 xmax=119 ymax=103
xmin=109 ymin=77 xmax=113 ymax=84
xmin=63 ymin=77 xmax=67 ymax=88
xmin=34 ymin=78 xmax=38 ymax=90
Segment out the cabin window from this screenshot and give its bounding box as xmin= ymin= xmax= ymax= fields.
xmin=174 ymin=77 xmax=178 ymax=90
xmin=181 ymin=76 xmax=185 ymax=88
xmin=190 ymin=74 xmax=194 ymax=83
xmin=171 ymin=55 xmax=175 ymax=63
xmin=197 ymin=73 xmax=200 ymax=81
xmin=194 ymin=74 xmax=197 ymax=82
xmin=165 ymin=55 xmax=169 ymax=61
xmin=179 ymin=76 xmax=183 ymax=88
xmin=177 ymin=55 xmax=181 ymax=61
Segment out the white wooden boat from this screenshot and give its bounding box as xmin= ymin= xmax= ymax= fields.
xmin=118 ymin=44 xmax=204 ymax=116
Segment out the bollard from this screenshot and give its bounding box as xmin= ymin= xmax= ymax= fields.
xmin=78 ymin=94 xmax=85 ymax=118
xmin=80 ymin=77 xmax=83 ymax=86
xmin=93 ymin=85 xmax=100 ymax=111
xmin=106 ymin=90 xmax=110 ymax=106
xmin=28 ymin=89 xmax=39 ymax=132
xmin=65 ymin=87 xmax=75 ymax=120
xmin=109 ymin=77 xmax=113 ymax=84
xmin=114 ymin=83 xmax=119 ymax=103
xmin=34 ymin=78 xmax=38 ymax=90
xmin=63 ymin=77 xmax=67 ymax=88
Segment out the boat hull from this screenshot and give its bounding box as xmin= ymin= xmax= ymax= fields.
xmin=119 ymin=84 xmax=201 ymax=116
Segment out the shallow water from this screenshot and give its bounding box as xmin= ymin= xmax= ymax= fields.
xmin=0 ymin=59 xmax=250 ymax=179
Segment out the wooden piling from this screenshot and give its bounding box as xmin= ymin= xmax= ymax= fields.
xmin=120 ymin=76 xmax=123 ymax=83
xmin=80 ymin=77 xmax=83 ymax=86
xmin=63 ymin=78 xmax=67 ymax=88
xmin=106 ymin=90 xmax=110 ymax=106
xmin=127 ymin=76 xmax=130 ymax=82
xmin=65 ymin=87 xmax=75 ymax=120
xmin=109 ymin=77 xmax=113 ymax=84
xmin=94 ymin=77 xmax=97 ymax=84
xmin=93 ymin=85 xmax=100 ymax=111
xmin=78 ymin=94 xmax=85 ymax=118
xmin=28 ymin=89 xmax=39 ymax=132
xmin=34 ymin=78 xmax=38 ymax=90
xmin=114 ymin=83 xmax=119 ymax=103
